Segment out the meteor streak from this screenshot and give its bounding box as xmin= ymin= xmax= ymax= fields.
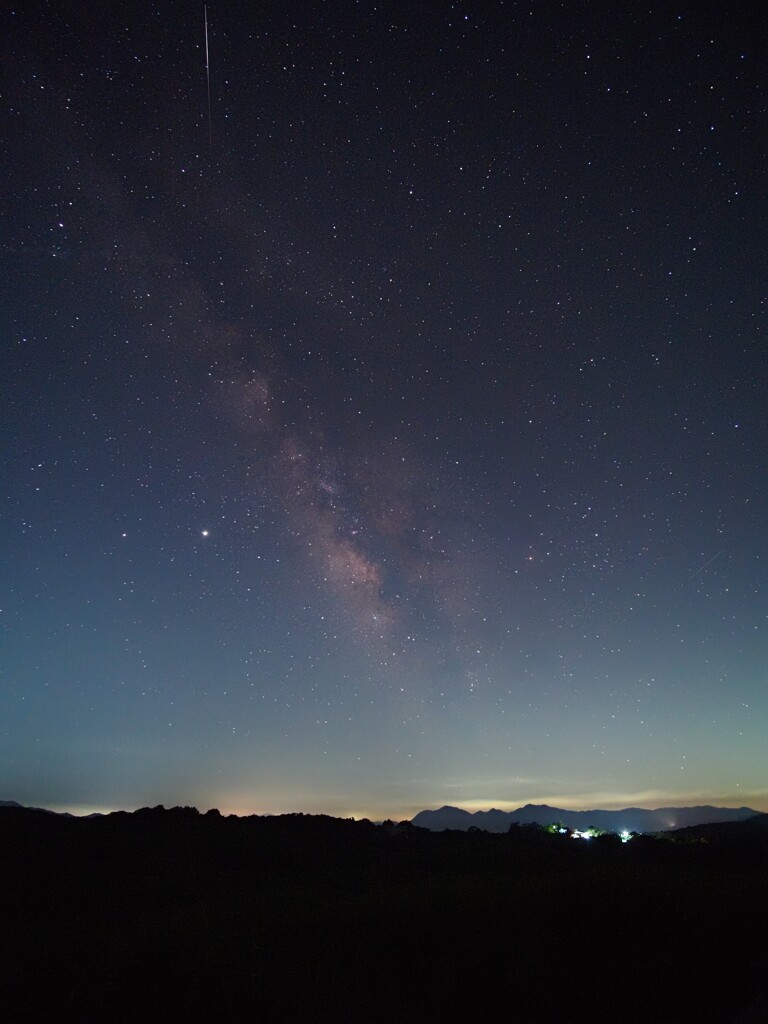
xmin=204 ymin=5 xmax=212 ymax=149
xmin=689 ymin=549 xmax=724 ymax=580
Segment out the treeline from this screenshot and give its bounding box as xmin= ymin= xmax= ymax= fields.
xmin=2 ymin=805 xmax=767 ymax=1022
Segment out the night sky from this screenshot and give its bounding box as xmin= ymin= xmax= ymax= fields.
xmin=3 ymin=2 xmax=766 ymax=819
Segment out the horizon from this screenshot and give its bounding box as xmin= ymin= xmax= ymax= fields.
xmin=4 ymin=5 xmax=766 ymax=816
xmin=13 ymin=792 xmax=768 ymax=821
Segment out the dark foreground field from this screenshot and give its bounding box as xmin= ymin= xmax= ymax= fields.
xmin=3 ymin=806 xmax=767 ymax=1023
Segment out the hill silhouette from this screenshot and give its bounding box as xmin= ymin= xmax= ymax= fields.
xmin=2 ymin=801 xmax=768 ymax=1022
xmin=663 ymin=812 xmax=768 ymax=844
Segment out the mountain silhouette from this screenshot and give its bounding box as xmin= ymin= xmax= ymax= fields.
xmin=411 ymin=802 xmax=760 ymax=833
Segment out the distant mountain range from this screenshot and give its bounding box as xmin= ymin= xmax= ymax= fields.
xmin=0 ymin=799 xmax=64 ymax=814
xmin=0 ymin=800 xmax=101 ymax=818
xmin=3 ymin=799 xmax=760 ymax=834
xmin=410 ymin=803 xmax=760 ymax=834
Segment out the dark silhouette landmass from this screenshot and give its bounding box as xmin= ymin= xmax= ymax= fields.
xmin=411 ymin=802 xmax=759 ymax=833
xmin=2 ymin=803 xmax=767 ymax=1023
